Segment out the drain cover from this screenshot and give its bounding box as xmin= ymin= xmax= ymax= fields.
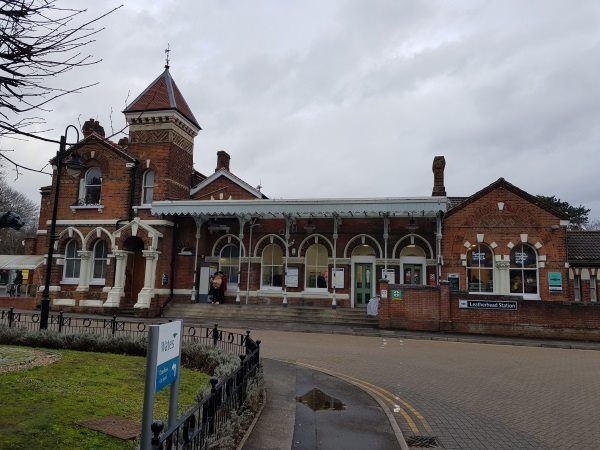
xmin=296 ymin=388 xmax=346 ymax=411
xmin=78 ymin=416 xmax=140 ymax=440
xmin=405 ymin=435 xmax=440 ymax=448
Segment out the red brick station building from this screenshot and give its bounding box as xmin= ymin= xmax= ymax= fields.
xmin=14 ymin=67 xmax=600 ymax=339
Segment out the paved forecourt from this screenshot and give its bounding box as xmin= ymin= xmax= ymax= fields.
xmin=249 ymin=329 xmax=600 ymax=449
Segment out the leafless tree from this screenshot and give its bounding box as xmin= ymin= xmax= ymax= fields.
xmin=0 ymin=166 xmax=39 ymax=253
xmin=0 ymin=0 xmax=120 ymax=141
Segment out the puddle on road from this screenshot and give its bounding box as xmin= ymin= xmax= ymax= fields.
xmin=296 ymin=388 xmax=346 ymax=411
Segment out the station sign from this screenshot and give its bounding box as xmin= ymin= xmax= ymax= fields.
xmin=459 ymin=299 xmax=517 ymax=310
xmin=155 ymin=321 xmax=182 ymax=392
xmin=548 ymin=272 xmax=563 ymax=292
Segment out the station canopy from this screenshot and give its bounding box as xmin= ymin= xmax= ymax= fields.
xmin=0 ymin=255 xmax=44 ymax=270
xmin=151 ymin=197 xmax=447 ymax=219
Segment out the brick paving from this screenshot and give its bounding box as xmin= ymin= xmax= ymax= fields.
xmin=249 ymin=330 xmax=600 ymax=449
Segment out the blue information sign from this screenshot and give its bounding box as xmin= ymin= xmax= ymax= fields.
xmin=154 ymin=321 xmax=182 ymax=393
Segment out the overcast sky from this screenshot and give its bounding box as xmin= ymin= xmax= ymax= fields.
xmin=4 ymin=0 xmax=600 ymax=219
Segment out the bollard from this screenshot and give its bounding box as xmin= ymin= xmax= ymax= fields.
xmin=111 ymin=314 xmax=117 ymax=335
xmin=212 ymin=323 xmax=219 ymax=346
xmin=150 ymin=419 xmax=164 ymax=449
xmin=58 ymin=311 xmax=64 ymax=333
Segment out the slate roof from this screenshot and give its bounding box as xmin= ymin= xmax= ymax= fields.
xmin=567 ymin=231 xmax=600 ymax=266
xmin=124 ymin=67 xmax=200 ymax=129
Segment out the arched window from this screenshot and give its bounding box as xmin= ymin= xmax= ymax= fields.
xmin=261 ymin=244 xmax=283 ymax=288
xmin=305 ymin=243 xmax=328 ymax=289
xmin=142 ymin=170 xmax=155 ymax=205
xmin=82 ymin=167 xmax=102 ymax=204
xmin=352 ymin=245 xmax=376 ymax=257
xmin=219 ymin=244 xmax=239 ymax=285
xmin=92 ymin=240 xmax=108 ymax=281
xmin=400 ymin=245 xmax=426 ymax=258
xmin=63 ymin=239 xmax=81 ymax=280
xmin=510 ymin=244 xmax=538 ymax=295
xmin=466 ymin=244 xmax=494 ymax=293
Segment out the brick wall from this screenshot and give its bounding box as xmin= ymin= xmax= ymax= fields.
xmin=443 ymin=182 xmax=570 ymax=301
xmin=378 ymin=280 xmax=600 ymax=341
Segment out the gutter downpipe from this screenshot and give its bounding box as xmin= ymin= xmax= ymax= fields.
xmin=283 ymin=215 xmax=290 ymax=307
xmin=161 ymin=219 xmax=178 ymax=316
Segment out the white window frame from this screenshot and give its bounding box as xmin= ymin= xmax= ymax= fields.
xmin=90 ymin=240 xmax=108 ymax=285
xmin=142 ymin=170 xmax=155 ymax=206
xmin=574 ymin=274 xmax=582 ymax=302
xmin=260 ymin=243 xmax=283 ymax=290
xmin=305 ymin=243 xmax=329 ymax=292
xmin=590 ymin=275 xmax=597 ymax=303
xmin=509 ymin=243 xmax=539 ymax=299
xmin=79 ymin=167 xmax=102 ymax=205
xmin=466 ymin=243 xmax=495 ymax=294
xmin=219 ymin=244 xmax=240 ymax=288
xmin=62 ymin=239 xmax=81 ymax=283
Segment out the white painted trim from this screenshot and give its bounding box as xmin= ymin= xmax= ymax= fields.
xmin=253 ymin=234 xmax=287 ymax=257
xmin=71 ymin=205 xmax=104 ymax=212
xmin=79 ymin=299 xmax=104 ymax=307
xmin=190 ymin=169 xmax=263 ymax=199
xmin=211 ymin=234 xmax=246 ymax=257
xmin=48 ymin=219 xmax=119 ymax=225
xmin=560 ymin=220 xmax=570 ymax=227
xmin=400 ymin=256 xmax=427 ymax=286
xmin=343 ymin=234 xmax=383 ymax=259
xmin=36 ymin=229 xmax=48 ymax=235
xmin=53 ymin=299 xmax=76 ymax=306
xmin=298 ymin=234 xmax=334 ymax=257
xmin=392 ymin=234 xmax=434 ymax=259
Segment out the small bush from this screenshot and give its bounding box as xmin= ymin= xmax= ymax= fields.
xmin=0 ymin=325 xmax=239 ymax=376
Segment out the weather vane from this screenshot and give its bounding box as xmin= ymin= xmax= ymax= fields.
xmin=165 ymin=43 xmax=171 ymax=69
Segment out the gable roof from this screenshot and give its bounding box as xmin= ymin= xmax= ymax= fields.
xmin=190 ymin=169 xmax=267 ymax=199
xmin=50 ymin=133 xmax=137 ymax=165
xmin=567 ymin=231 xmax=600 ymax=266
xmin=123 ymin=67 xmax=200 ymax=129
xmin=445 ymin=178 xmax=570 ymax=220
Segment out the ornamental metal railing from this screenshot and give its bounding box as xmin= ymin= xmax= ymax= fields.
xmin=0 ymin=308 xmax=262 ymax=449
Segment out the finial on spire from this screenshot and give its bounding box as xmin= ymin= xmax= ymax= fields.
xmin=164 ymin=43 xmax=171 ymax=69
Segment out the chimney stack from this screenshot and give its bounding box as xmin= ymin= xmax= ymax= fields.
xmin=82 ymin=118 xmax=105 ymax=138
xmin=432 ymin=156 xmax=446 ymax=196
xmin=216 ymin=150 xmax=230 ymax=172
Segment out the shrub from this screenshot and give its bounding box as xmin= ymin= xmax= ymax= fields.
xmin=0 ymin=325 xmax=238 ymax=376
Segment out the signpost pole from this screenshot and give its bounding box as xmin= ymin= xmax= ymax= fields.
xmin=141 ymin=325 xmax=159 ymax=449
xmin=168 ymin=321 xmax=183 ymax=429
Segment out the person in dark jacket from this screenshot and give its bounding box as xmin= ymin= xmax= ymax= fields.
xmin=11 ymin=271 xmax=23 ymax=297
xmin=208 ymin=271 xmax=226 ymax=304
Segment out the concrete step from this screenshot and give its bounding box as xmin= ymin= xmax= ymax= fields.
xmin=163 ymin=304 xmax=380 ymax=329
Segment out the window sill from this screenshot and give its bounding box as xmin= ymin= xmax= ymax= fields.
xmin=133 ymin=205 xmax=152 ymax=212
xmin=60 ymin=279 xmax=79 ymax=285
xmin=90 ymin=279 xmax=106 ymax=286
xmin=70 ymin=204 xmax=104 ymax=212
xmin=260 ymin=286 xmax=283 ymax=291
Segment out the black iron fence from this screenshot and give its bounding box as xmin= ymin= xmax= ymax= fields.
xmin=0 ymin=308 xmax=262 ymax=449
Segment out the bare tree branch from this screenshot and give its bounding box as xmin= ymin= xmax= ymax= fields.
xmin=0 ymin=0 xmax=122 ymax=141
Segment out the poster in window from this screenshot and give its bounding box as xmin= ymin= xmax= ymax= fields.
xmin=286 ymin=267 xmax=299 ymax=288
xmin=332 ymin=268 xmax=344 ymax=289
xmin=382 ymin=269 xmax=395 ymax=284
xmin=448 ymin=273 xmax=460 ymax=292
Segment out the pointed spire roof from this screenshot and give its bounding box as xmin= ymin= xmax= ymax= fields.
xmin=124 ymin=67 xmax=200 ymax=129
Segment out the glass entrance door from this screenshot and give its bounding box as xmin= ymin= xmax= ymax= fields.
xmin=354 ymin=263 xmax=373 ymax=307
xmin=403 ymin=264 xmax=422 ymax=285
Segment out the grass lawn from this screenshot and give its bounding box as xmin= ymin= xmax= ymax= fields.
xmin=0 ymin=345 xmax=210 ymax=449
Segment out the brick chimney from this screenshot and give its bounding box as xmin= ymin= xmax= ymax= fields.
xmin=216 ymin=150 xmax=230 ymax=172
xmin=82 ymin=118 xmax=105 ymax=138
xmin=432 ymin=156 xmax=446 ymax=196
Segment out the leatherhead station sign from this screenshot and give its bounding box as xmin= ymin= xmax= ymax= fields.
xmin=459 ymin=299 xmax=518 ymax=310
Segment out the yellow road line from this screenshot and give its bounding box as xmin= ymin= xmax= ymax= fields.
xmin=287 ymin=359 xmax=431 ymax=434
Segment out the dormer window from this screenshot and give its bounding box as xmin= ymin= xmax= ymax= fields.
xmin=142 ymin=170 xmax=155 ymax=205
xmin=79 ymin=167 xmax=102 ymax=205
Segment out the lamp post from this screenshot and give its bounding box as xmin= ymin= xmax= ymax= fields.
xmin=40 ymin=125 xmax=86 ymax=330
